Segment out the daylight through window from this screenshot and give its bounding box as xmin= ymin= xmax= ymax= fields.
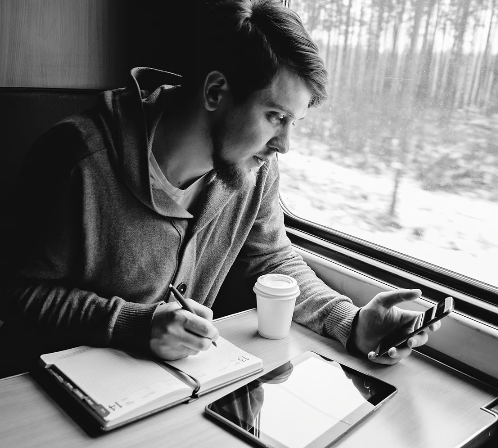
xmin=280 ymin=0 xmax=498 ymax=288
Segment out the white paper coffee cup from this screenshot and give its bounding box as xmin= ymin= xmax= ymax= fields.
xmin=254 ymin=274 xmax=300 ymax=339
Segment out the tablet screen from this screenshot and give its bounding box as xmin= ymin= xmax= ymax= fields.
xmin=205 ymin=352 xmax=396 ymax=448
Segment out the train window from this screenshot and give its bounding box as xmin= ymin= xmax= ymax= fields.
xmin=281 ymin=0 xmax=498 ymax=290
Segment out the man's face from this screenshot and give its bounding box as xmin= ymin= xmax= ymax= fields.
xmin=210 ymin=68 xmax=312 ymax=190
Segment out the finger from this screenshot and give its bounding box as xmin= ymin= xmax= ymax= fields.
xmin=368 ymin=343 xmax=413 ymax=365
xmin=178 ymin=325 xmax=215 ymax=352
xmin=183 ymin=312 xmax=219 ymax=341
xmin=407 ymin=330 xmax=429 ymax=348
xmin=368 ymin=350 xmax=402 ymax=365
xmin=397 ymin=311 xmax=425 ymax=330
xmin=428 ymin=320 xmax=441 ymax=332
xmin=374 ymin=289 xmax=422 ymax=309
xmin=373 ymin=331 xmax=428 ymax=364
xmin=150 ymin=339 xmax=200 ymax=360
xmin=170 ymin=346 xmax=200 ymax=358
xmin=183 ymin=347 xmax=201 ymax=357
xmin=391 ymin=345 xmax=413 ymax=359
xmin=187 ymin=299 xmax=214 ymax=321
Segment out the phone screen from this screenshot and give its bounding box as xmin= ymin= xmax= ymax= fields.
xmin=375 ymin=297 xmax=454 ymax=357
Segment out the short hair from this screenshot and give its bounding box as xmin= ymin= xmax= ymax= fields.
xmin=184 ymin=0 xmax=328 ymax=107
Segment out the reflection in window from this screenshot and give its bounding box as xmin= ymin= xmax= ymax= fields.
xmin=281 ymin=0 xmax=498 ymax=287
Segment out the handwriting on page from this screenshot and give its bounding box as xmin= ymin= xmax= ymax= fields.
xmin=165 ymin=337 xmax=256 ymax=383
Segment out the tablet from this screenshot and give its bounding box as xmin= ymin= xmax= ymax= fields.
xmin=205 ymin=351 xmax=397 ymax=448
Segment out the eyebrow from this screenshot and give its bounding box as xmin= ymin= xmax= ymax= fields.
xmin=264 ymin=100 xmax=306 ymax=120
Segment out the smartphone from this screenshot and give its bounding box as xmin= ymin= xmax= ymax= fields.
xmin=374 ymin=296 xmax=455 ymax=358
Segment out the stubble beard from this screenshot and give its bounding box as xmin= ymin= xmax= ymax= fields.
xmin=210 ymin=117 xmax=258 ymax=191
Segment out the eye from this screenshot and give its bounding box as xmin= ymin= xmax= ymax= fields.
xmin=267 ymin=112 xmax=286 ymax=125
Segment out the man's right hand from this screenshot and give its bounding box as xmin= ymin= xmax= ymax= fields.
xmin=150 ymin=300 xmax=219 ymax=360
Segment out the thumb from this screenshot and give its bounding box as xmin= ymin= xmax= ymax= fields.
xmin=374 ymin=289 xmax=422 ymax=309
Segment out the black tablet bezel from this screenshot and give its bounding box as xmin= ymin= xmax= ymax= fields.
xmin=205 ymin=351 xmax=397 ymax=448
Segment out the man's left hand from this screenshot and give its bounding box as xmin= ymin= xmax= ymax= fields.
xmin=350 ymin=289 xmax=441 ymax=365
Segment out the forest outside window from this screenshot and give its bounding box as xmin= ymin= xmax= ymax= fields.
xmin=281 ymin=0 xmax=498 ymax=290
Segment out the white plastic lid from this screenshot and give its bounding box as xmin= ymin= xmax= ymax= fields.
xmin=254 ymin=274 xmax=299 ymax=297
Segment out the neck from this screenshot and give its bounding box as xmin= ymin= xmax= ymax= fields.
xmin=152 ymin=90 xmax=213 ymax=189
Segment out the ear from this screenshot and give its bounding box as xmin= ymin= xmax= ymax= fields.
xmin=203 ymin=71 xmax=230 ymax=111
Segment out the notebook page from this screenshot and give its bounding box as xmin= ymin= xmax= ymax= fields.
xmin=51 ymin=347 xmax=191 ymax=421
xmin=164 ymin=336 xmax=262 ymax=390
xmin=41 ymin=345 xmax=93 ymax=365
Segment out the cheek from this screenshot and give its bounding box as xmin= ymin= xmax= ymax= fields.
xmin=242 ymin=126 xmax=267 ymax=149
xmin=246 ymin=119 xmax=276 ymax=148
xmin=226 ymin=119 xmax=269 ymax=154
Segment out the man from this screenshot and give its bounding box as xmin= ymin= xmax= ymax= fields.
xmin=0 ymin=0 xmax=438 ymax=375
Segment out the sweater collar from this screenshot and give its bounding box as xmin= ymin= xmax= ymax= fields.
xmin=110 ymin=67 xmax=234 ymax=224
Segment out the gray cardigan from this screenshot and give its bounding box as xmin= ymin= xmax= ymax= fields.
xmin=1 ymin=68 xmax=358 ymax=364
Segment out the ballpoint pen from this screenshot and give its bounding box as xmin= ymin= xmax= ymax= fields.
xmin=169 ymin=284 xmax=218 ymax=347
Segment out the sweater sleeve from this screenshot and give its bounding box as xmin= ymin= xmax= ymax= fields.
xmin=239 ymin=161 xmax=360 ymax=348
xmin=0 ymin=120 xmax=157 ymax=358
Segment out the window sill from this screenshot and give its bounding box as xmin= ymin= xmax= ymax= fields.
xmin=288 ymin=227 xmax=498 ymax=385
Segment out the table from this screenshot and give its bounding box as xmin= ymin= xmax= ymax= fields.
xmin=0 ymin=309 xmax=497 ymax=448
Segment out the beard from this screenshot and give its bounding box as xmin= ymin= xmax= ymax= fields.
xmin=210 ymin=116 xmax=258 ymax=191
xmin=212 ymin=150 xmax=245 ymax=191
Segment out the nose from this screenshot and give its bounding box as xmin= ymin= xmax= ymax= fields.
xmin=268 ymin=124 xmax=291 ymax=155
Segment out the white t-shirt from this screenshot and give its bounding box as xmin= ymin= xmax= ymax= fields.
xmin=149 ymin=151 xmax=208 ymax=214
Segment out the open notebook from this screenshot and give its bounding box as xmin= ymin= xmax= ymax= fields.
xmin=39 ymin=337 xmax=263 ymax=430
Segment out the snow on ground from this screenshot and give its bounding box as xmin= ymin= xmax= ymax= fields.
xmin=279 ymin=136 xmax=498 ymax=288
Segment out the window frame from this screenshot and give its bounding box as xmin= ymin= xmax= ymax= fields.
xmin=282 ymin=201 xmax=498 ymax=327
xmin=287 ymin=229 xmax=498 ymax=386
